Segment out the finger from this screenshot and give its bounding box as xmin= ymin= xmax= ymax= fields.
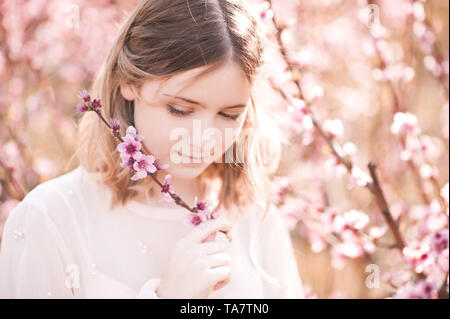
xmin=198 ymin=242 xmax=227 ymax=255
xmin=187 ymin=218 xmax=231 ymax=244
xmin=203 ymin=233 xmax=216 ymax=243
xmin=214 ymin=230 xmax=231 ymax=245
xmin=206 ymin=252 xmax=231 ymax=268
xmin=213 ymin=278 xmax=230 ymax=291
xmin=206 ymin=266 xmax=231 ymax=284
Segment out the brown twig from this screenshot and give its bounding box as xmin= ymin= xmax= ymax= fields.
xmin=0 ymin=158 xmax=26 ymax=200
xmin=367 ymin=162 xmax=406 ymax=250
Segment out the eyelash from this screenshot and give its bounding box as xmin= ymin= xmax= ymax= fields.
xmin=166 ymin=104 xmax=241 ymax=121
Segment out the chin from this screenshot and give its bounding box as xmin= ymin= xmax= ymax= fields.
xmin=166 ymin=163 xmax=210 ymax=180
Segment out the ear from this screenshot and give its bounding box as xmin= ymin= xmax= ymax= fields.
xmin=119 ymin=82 xmax=135 ymax=101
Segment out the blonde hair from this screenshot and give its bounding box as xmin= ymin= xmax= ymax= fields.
xmin=70 ymin=0 xmax=288 ymax=289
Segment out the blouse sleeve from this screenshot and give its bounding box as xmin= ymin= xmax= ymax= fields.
xmin=257 ymin=205 xmax=305 ymax=299
xmin=0 ymin=200 xmax=75 ymax=299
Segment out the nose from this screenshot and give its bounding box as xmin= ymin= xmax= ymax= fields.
xmin=202 ymin=129 xmax=216 ymax=145
xmin=191 ymin=114 xmax=217 ymax=156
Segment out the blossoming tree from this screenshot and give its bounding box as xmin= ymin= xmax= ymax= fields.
xmin=0 ymin=0 xmax=448 ymax=298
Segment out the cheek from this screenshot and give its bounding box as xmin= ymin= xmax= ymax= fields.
xmin=217 ymin=119 xmax=245 ymax=152
xmin=133 ymin=104 xmax=177 ymax=157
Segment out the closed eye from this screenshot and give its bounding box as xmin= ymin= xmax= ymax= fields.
xmin=218 ymin=112 xmax=241 ymax=120
xmin=167 ymin=104 xmax=193 ymax=116
xmin=167 ymin=104 xmax=242 ymax=120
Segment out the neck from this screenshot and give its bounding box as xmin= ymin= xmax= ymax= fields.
xmin=135 ymin=174 xmax=205 ymax=207
xmin=169 ymin=175 xmax=203 ymax=205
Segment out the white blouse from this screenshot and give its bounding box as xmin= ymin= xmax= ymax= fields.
xmin=0 ymin=166 xmax=304 ymax=299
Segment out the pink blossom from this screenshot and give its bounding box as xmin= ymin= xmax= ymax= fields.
xmin=383 ymin=270 xmax=411 ymax=288
xmin=125 ymin=126 xmax=144 ymax=142
xmin=250 ymin=1 xmax=273 ymax=24
xmin=369 ymin=226 xmax=388 ymax=240
xmin=271 ymin=177 xmax=292 ymax=205
xmin=350 ymin=167 xmax=372 ymax=187
xmin=309 ymin=232 xmax=327 ymax=253
xmin=390 ymin=201 xmax=409 ymax=220
xmin=117 ymin=134 xmax=142 ymax=160
xmin=194 ymin=196 xmax=209 ymax=212
xmin=119 ymin=152 xmax=135 ymax=169
xmin=76 ymin=103 xmax=89 ymax=113
xmin=362 ymin=239 xmax=376 ymax=254
xmin=323 ymin=119 xmax=344 ymax=138
xmin=131 ymin=152 xmax=157 ymax=181
xmin=289 ymin=98 xmax=309 ymax=122
xmin=91 ymin=99 xmax=102 ymax=110
xmin=110 ymin=118 xmax=120 ymax=131
xmin=391 ymin=112 xmax=421 ymax=136
xmin=78 ymin=89 xmax=91 ymax=103
xmin=341 ymin=209 xmax=370 ymax=230
xmin=334 ymin=241 xmax=364 ymax=259
xmin=324 ymin=157 xmax=347 ymax=176
xmin=319 ymin=207 xmax=339 ymax=233
xmin=430 ymin=229 xmax=449 ymax=256
xmin=413 ymin=22 xmax=435 ymax=54
xmin=154 ymin=159 xmax=170 ymax=171
xmin=190 ymin=213 xmax=207 ymax=226
xmin=342 ymin=142 xmax=357 ymax=158
xmin=369 ymin=24 xmax=389 ymax=40
xmin=398 ymin=134 xmax=442 ymax=167
xmin=307 ymin=86 xmax=324 ymax=103
xmin=160 ymin=174 xmax=174 ymax=203
xmin=424 ymin=55 xmax=442 ymax=77
xmin=403 ymin=240 xmax=434 ymax=274
xmin=393 ymin=280 xmax=438 ymax=299
xmin=419 ymin=163 xmax=438 ymax=179
xmin=412 ymin=2 xmax=426 ymax=22
xmin=188 ymin=197 xmax=219 ymax=226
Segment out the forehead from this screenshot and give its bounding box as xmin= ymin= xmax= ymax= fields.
xmin=140 ymin=61 xmax=251 ymax=107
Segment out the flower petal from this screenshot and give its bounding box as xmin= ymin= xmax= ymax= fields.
xmin=147 ymin=164 xmax=157 ymax=174
xmin=126 ymin=126 xmax=137 ymax=136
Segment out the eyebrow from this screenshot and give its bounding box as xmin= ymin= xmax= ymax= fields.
xmin=163 ymin=94 xmax=247 ymax=109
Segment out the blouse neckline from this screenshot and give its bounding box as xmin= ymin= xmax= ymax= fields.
xmin=77 ymin=165 xmax=189 ymax=222
xmin=124 ymin=199 xmax=190 ymax=221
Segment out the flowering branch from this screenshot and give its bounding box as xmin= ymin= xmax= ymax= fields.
xmin=367 ymin=162 xmax=406 ymax=250
xmin=264 ymin=2 xmax=450 ymax=298
xmin=391 ymin=113 xmax=449 ymax=221
xmin=266 ymin=0 xmax=407 ymax=250
xmin=76 ymin=90 xmax=224 ymax=232
xmin=411 ymin=0 xmax=449 ymax=96
xmin=362 ymin=1 xmax=448 ymax=218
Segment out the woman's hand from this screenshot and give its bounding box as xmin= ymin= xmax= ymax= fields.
xmin=156 ymin=218 xmax=233 ymax=298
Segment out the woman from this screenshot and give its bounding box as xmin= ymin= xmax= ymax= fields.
xmin=0 ymin=0 xmax=304 ymax=299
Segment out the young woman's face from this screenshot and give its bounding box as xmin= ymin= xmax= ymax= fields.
xmin=121 ymin=60 xmax=251 ymax=180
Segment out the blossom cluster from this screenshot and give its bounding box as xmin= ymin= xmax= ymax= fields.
xmin=253 ymin=0 xmax=449 ymax=299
